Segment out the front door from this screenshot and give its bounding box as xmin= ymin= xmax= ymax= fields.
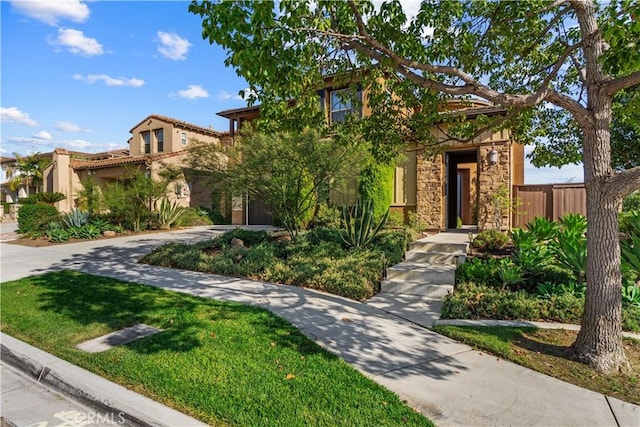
xmin=446 ymin=150 xmax=478 ymax=229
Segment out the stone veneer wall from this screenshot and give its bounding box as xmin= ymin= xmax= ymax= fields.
xmin=415 ymin=150 xmax=444 ymax=230
xmin=477 ymin=143 xmax=512 ymax=230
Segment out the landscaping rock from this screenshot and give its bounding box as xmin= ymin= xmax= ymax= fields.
xmin=103 ymin=230 xmax=116 ymax=238
xmin=230 ymin=237 xmax=245 ymax=248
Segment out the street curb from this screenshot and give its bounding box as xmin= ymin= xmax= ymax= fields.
xmin=0 ymin=333 xmax=207 ymax=427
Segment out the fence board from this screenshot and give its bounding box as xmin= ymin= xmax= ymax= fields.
xmin=513 ymin=183 xmax=586 ymax=228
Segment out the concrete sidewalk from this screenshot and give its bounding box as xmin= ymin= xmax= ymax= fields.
xmin=2 ymin=228 xmax=640 ymax=426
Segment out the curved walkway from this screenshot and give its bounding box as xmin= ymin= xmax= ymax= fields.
xmin=1 ymin=227 xmax=639 ymax=426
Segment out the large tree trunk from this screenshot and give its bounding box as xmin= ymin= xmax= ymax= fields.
xmin=572 ymin=97 xmax=629 ymax=373
xmin=570 ymin=0 xmax=630 ymax=374
xmin=572 ymin=183 xmax=629 ymax=373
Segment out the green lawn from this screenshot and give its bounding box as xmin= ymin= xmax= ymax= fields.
xmin=433 ymin=325 xmax=640 ymax=405
xmin=1 ymin=271 xmax=432 ymax=427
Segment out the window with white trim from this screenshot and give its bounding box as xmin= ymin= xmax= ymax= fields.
xmin=142 ymin=131 xmax=151 ymax=154
xmin=154 ymin=128 xmax=164 ymax=152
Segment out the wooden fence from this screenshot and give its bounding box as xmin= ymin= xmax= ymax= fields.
xmin=512 ymin=183 xmax=586 ymax=228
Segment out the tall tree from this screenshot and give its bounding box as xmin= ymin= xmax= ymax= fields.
xmin=190 ymin=0 xmax=640 ymax=372
xmin=8 ymin=152 xmax=51 ymax=196
xmin=186 ymin=128 xmax=367 ymax=237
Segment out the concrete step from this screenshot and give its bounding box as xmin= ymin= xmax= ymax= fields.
xmin=404 ymin=251 xmax=466 ymax=265
xmin=380 ymin=280 xmax=454 ymax=297
xmin=408 ymin=241 xmax=468 ymax=254
xmin=385 ymin=262 xmax=456 ymax=282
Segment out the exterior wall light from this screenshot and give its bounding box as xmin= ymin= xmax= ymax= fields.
xmin=488 ymin=147 xmax=499 ymax=164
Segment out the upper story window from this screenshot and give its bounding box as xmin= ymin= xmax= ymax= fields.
xmin=329 ymin=88 xmax=362 ymax=124
xmin=181 ymin=132 xmax=187 ymax=146
xmin=142 ymin=131 xmax=151 ymax=154
xmin=154 ymin=128 xmax=164 ymax=153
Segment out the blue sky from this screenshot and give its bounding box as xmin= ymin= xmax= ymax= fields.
xmin=0 ymin=0 xmax=583 ymax=184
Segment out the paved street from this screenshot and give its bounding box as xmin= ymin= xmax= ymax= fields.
xmin=1 ymin=363 xmax=122 ymax=427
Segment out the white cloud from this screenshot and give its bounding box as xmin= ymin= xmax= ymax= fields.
xmin=178 ymin=85 xmax=209 ymax=99
xmin=8 ymin=137 xmax=36 ymax=144
xmin=10 ymin=0 xmax=90 ymax=26
xmin=67 ymin=139 xmax=91 ymax=149
xmin=1 ymin=107 xmax=38 ymax=126
xmin=157 ymin=31 xmax=191 ymax=60
xmin=32 ymin=131 xmax=53 ymax=141
xmin=50 ymin=28 xmax=103 ymax=56
xmin=55 ymin=121 xmax=83 ymax=132
xmin=73 ymin=73 xmax=145 ymax=87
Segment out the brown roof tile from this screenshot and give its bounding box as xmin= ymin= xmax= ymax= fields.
xmin=129 ymin=114 xmax=223 ymax=137
xmin=70 ymin=150 xmax=184 ymax=170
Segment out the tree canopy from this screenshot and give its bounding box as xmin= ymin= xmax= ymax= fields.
xmin=190 ymin=0 xmax=640 ymax=373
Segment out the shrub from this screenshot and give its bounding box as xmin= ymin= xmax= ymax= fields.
xmin=456 ymin=256 xmax=501 ymax=286
xmin=442 ymin=283 xmax=584 ymax=324
xmin=472 ymin=229 xmax=508 ymax=251
xmin=176 ymin=207 xmax=214 ymax=227
xmin=18 ymin=204 xmax=59 ymax=234
xmin=442 ymin=283 xmax=639 ymax=332
xmin=141 ymin=229 xmax=409 ymax=302
xmin=19 ymin=192 xmax=66 ymax=205
xmin=310 ymin=203 xmax=342 ymax=229
xmin=385 ymin=210 xmax=405 ymax=229
xmin=217 ymin=229 xmax=270 ymax=247
xmin=623 ymin=191 xmax=640 ymax=212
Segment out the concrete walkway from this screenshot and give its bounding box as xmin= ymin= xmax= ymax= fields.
xmin=2 ymin=227 xmax=639 ymax=426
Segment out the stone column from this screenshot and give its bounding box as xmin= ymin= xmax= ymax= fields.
xmin=477 ymin=143 xmax=512 ymax=230
xmin=416 ymin=150 xmax=444 ymax=230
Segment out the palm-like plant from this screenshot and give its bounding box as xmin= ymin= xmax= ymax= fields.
xmin=7 ymin=152 xmax=52 ymax=196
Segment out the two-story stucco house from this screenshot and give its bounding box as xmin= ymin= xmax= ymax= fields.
xmin=31 ymin=115 xmax=226 ymax=214
xmin=217 ymin=77 xmax=525 ymax=231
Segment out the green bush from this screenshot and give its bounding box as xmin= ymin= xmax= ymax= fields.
xmin=623 ymin=191 xmax=640 ymax=212
xmin=472 ymin=229 xmax=508 ymax=251
xmin=18 ymin=192 xmax=66 ymax=205
xmin=385 ymin=210 xmax=405 ymax=229
xmin=442 ymin=283 xmax=640 ymax=332
xmin=310 ymin=203 xmax=342 ymax=228
xmin=456 ymin=257 xmax=501 ymax=286
xmin=358 ymin=162 xmax=394 ymax=221
xmin=175 ymin=207 xmax=214 ymax=227
xmin=18 ymin=204 xmax=59 ymax=234
xmin=141 ymin=229 xmax=409 ymax=301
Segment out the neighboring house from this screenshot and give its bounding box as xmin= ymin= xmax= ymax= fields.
xmin=1 ymin=153 xmax=55 ymax=202
xmin=1 ymin=156 xmax=19 ymax=203
xmin=32 ymin=115 xmax=225 ymax=214
xmin=217 ymin=78 xmax=525 ymax=231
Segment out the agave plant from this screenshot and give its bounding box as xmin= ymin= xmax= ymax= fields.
xmin=526 ymin=216 xmax=559 ymax=243
xmin=559 ymin=213 xmax=587 ymax=237
xmin=555 ymin=229 xmax=587 ymax=284
xmin=156 ymin=197 xmax=184 ymax=230
xmin=340 ymin=198 xmax=389 ymax=249
xmin=497 ymin=259 xmax=526 ymax=290
xmin=62 ymin=209 xmax=89 ymax=228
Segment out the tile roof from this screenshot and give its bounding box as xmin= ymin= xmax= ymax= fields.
xmin=70 ymin=150 xmax=185 ymax=170
xmin=129 ymin=114 xmax=224 ymax=137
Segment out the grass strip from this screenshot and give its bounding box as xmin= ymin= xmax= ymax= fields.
xmin=1 ymin=270 xmax=432 ymax=426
